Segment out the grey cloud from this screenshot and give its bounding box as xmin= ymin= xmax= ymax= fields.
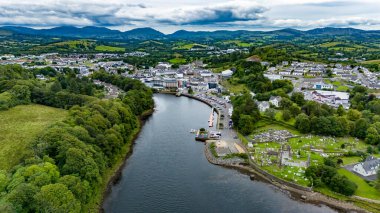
xmin=155 ymin=3 xmax=267 ymax=25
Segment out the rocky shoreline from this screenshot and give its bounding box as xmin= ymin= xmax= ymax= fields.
xmin=204 ymin=142 xmax=368 ymax=213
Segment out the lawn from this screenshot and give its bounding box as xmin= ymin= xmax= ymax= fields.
xmin=173 ymin=43 xmax=208 ymax=50
xmin=95 ymin=45 xmax=125 ymax=52
xmin=338 ymin=169 xmax=380 ymax=200
xmin=0 ymin=104 xmax=68 ymax=171
xmin=362 ymin=59 xmax=380 ymax=65
xmin=341 ymin=156 xmax=362 ymax=166
xmin=169 ymin=58 xmax=187 ymax=64
xmin=337 ymin=85 xmax=349 ymax=92
xmin=220 ymin=80 xmax=249 ymax=94
xmin=223 ymin=40 xmax=252 ymax=47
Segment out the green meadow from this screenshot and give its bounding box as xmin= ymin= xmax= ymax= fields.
xmin=0 ymin=105 xmax=67 ymax=171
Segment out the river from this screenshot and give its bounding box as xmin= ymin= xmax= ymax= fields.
xmin=103 ymin=94 xmax=335 ymax=213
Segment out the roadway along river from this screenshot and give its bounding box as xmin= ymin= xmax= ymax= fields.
xmin=103 ymin=94 xmax=335 ymax=213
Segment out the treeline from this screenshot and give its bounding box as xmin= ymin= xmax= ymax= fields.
xmin=0 ymin=65 xmax=101 ymax=110
xmin=293 ymin=86 xmax=380 ymax=150
xmin=230 ymin=61 xmax=295 ymax=135
xmin=0 ymin=65 xmax=154 ymax=212
xmin=231 ymin=93 xmax=261 ymax=135
xmin=92 ymin=71 xmax=154 ymax=115
xmin=305 ymin=158 xmax=357 ymax=196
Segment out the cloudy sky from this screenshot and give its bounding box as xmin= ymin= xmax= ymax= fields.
xmin=0 ymin=0 xmax=379 ymax=33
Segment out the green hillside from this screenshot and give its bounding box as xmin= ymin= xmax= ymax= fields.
xmin=0 ymin=104 xmax=68 ymax=171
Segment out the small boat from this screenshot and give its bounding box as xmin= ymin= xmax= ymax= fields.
xmin=190 ymin=129 xmax=196 ymax=133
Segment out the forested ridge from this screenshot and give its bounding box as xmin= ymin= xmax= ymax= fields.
xmin=0 ymin=65 xmax=154 ymax=212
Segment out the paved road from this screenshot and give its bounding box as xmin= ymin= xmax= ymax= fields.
xmin=193 ymin=92 xmax=242 ymax=153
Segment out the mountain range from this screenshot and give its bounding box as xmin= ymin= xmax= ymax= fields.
xmin=1 ymin=26 xmax=380 ymax=41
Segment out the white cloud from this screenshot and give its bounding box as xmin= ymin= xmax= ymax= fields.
xmin=0 ymin=0 xmax=379 ymax=32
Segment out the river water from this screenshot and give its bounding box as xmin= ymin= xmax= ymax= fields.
xmin=103 ymin=94 xmax=335 ymax=213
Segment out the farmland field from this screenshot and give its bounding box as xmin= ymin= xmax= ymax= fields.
xmin=95 ymin=45 xmax=125 ymax=52
xmin=0 ymin=104 xmax=68 ymax=171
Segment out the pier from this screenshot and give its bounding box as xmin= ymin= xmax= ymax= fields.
xmin=208 ymin=108 xmax=214 ymax=127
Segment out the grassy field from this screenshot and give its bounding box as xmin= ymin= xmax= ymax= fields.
xmin=362 ymin=59 xmax=380 ymax=65
xmin=338 ymin=169 xmax=380 ymax=200
xmin=95 ymin=45 xmax=125 ymax=52
xmin=173 ymin=43 xmax=208 ymax=50
xmin=220 ymin=80 xmax=249 ymax=94
xmin=223 ymin=40 xmax=252 ymax=47
xmin=0 ymin=104 xmax=68 ymax=171
xmin=169 ymin=58 xmax=187 ymax=64
xmin=337 ymin=85 xmax=350 ymax=92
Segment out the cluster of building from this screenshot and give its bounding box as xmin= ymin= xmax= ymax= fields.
xmin=131 ymin=61 xmax=224 ymax=92
xmin=256 ymin=96 xmax=282 ymax=112
xmin=264 ymin=61 xmax=380 ymax=89
xmin=206 ymin=48 xmax=249 ymax=56
xmin=303 ymin=90 xmax=350 ymax=109
xmin=0 ymin=53 xmax=134 ymax=79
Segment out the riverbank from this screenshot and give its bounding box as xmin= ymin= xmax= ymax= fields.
xmin=98 ymin=108 xmax=154 ymax=213
xmin=179 ymin=92 xmax=371 ymax=213
xmin=204 ymin=142 xmax=367 ymax=213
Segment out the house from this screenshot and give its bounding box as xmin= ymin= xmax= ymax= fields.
xmin=313 ymin=82 xmax=333 ymax=90
xmin=269 ymin=96 xmax=282 ymax=107
xmin=221 ymin=69 xmax=233 ymax=78
xmin=163 ymin=78 xmax=178 ymax=89
xmin=257 ymin=101 xmax=270 ymax=112
xmin=264 ymin=74 xmax=283 ymax=81
xmin=292 ymin=71 xmax=304 ymax=76
xmin=352 ymin=156 xmax=380 ymax=180
xmin=279 ymin=70 xmax=292 ymax=76
xmin=304 ymin=90 xmax=350 ymax=109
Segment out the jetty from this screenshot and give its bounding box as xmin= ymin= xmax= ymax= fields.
xmin=208 ymin=108 xmax=214 ymax=127
xmin=195 ymin=129 xmax=209 ymax=142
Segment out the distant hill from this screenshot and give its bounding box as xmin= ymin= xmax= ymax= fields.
xmin=124 ymin=27 xmax=165 ymax=39
xmin=1 ymin=26 xmax=380 ymax=41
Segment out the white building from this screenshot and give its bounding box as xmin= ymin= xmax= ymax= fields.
xmin=264 ymin=74 xmax=283 ymax=81
xmin=313 ymin=82 xmax=333 ymax=90
xmin=257 ymin=101 xmax=270 ymax=112
xmin=221 ymin=69 xmax=233 ymax=78
xmin=352 ymin=156 xmax=380 ymax=178
xmin=269 ymin=96 xmax=282 ymax=108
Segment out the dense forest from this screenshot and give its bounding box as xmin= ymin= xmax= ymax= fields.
xmin=0 ymin=65 xmax=154 ymax=212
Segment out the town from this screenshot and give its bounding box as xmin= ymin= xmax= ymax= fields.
xmin=1 ymin=51 xmax=380 ymax=209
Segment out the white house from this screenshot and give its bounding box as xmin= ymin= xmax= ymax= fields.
xmin=292 ymin=71 xmax=304 ymax=76
xmin=264 ymin=74 xmax=283 ymax=81
xmin=352 ymin=156 xmax=380 ymax=178
xmin=313 ymin=82 xmax=333 ymax=90
xmin=279 ymin=71 xmax=292 ymax=76
xmin=221 ymin=69 xmax=233 ymax=78
xmin=257 ymin=101 xmax=270 ymax=112
xmin=269 ymin=96 xmax=282 ymax=107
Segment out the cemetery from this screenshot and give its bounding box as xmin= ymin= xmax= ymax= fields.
xmin=247 ymin=126 xmax=369 ymax=187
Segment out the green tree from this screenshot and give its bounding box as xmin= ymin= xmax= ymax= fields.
xmin=347 ymin=109 xmax=362 ymax=121
xmin=238 ymin=114 xmax=254 ymax=135
xmin=289 ymin=104 xmax=301 ymax=117
xmin=280 ymin=97 xmax=293 ymax=109
xmin=337 ymin=105 xmax=345 ymax=116
xmin=282 ymin=110 xmax=292 ymax=121
xmin=265 ymin=108 xmax=276 ymax=120
xmin=291 ymin=92 xmax=305 ymax=106
xmin=353 ymin=118 xmax=369 ymax=139
xmin=295 ymin=113 xmax=310 ymax=133
xmin=366 ymin=127 xmax=380 ymax=145
xmin=34 ymin=183 xmax=80 ymax=213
